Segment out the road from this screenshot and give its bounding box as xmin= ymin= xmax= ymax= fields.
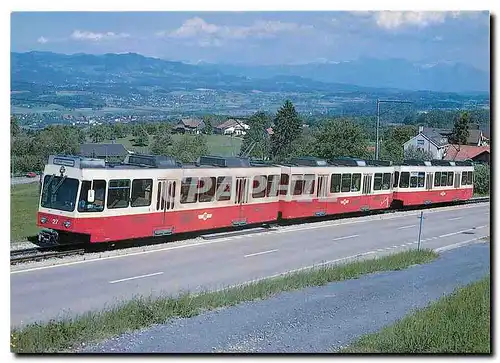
xmin=11 ymin=177 xmax=39 ymax=185
xmin=82 ymin=242 xmax=490 ymax=353
xmin=10 ymin=203 xmax=489 ymax=327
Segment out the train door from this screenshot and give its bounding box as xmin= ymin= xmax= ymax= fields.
xmin=316 ymin=174 xmax=328 ymax=215
xmin=234 ymin=177 xmax=250 ymax=225
xmin=362 ymin=174 xmax=372 ymax=195
xmin=426 ymin=173 xmax=433 ymax=191
xmin=454 ymin=172 xmax=461 ymax=189
xmin=157 ymin=179 xmax=176 ymax=225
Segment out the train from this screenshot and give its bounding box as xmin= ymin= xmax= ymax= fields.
xmin=36 ymin=154 xmax=475 ymax=245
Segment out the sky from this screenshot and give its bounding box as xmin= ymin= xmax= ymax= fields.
xmin=10 ymin=11 xmax=490 ymax=71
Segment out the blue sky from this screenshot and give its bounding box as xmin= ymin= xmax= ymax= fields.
xmin=11 ymin=11 xmax=490 ymax=70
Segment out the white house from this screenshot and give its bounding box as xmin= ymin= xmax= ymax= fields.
xmin=215 ymin=119 xmax=250 ymax=136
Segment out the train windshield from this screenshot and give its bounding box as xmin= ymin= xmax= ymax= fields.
xmin=40 ymin=175 xmax=79 ymax=212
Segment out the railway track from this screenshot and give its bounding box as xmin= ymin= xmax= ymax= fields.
xmin=10 ymin=245 xmax=85 ymax=265
xmin=10 ymin=196 xmax=489 ymax=265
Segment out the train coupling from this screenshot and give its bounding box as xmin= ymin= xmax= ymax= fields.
xmin=38 ymin=229 xmax=59 ymax=245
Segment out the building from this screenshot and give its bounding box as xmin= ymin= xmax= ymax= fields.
xmin=403 ymin=125 xmax=489 ymax=160
xmin=214 ymin=119 xmax=250 ymax=136
xmin=79 ymin=143 xmax=131 ymax=162
xmin=443 ymin=145 xmax=490 ymax=164
xmin=172 ymin=118 xmax=205 ymax=134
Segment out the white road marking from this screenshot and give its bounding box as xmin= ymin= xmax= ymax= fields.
xmin=448 ymin=217 xmax=463 ymax=221
xmin=397 ymin=225 xmax=416 ymax=230
xmin=332 ymin=234 xmax=359 ymax=241
xmin=109 ymin=272 xmax=163 ymax=284
xmin=244 ymin=249 xmax=278 ymax=258
xmin=439 ymin=225 xmax=487 ymax=238
xmin=10 ymin=204 xmax=489 ymax=275
xmin=434 ymin=236 xmax=488 ymax=252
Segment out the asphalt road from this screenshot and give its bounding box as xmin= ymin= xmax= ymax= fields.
xmin=10 ymin=203 xmax=490 ymax=327
xmin=82 ymin=242 xmax=490 ymax=353
xmin=11 ymin=177 xmax=39 ymax=185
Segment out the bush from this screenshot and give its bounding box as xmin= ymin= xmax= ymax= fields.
xmin=473 ymin=163 xmax=490 ymax=195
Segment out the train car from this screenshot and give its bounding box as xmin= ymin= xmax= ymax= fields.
xmin=277 ymin=157 xmax=396 ymax=219
xmin=37 ymin=154 xmax=282 ymax=244
xmin=392 ymin=160 xmax=474 ymax=207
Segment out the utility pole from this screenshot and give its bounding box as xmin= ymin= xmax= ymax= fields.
xmin=375 ymin=99 xmax=413 ymax=160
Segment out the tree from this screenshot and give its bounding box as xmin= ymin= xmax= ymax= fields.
xmin=270 ymin=100 xmax=302 ymax=161
xmin=312 ymin=118 xmax=370 ymax=160
xmin=170 ymin=135 xmax=208 ymax=162
xmin=240 ymin=111 xmax=272 ymax=159
xmin=11 ymin=116 xmax=20 ymax=137
xmin=380 ymin=125 xmax=417 ymax=162
xmin=133 ymin=128 xmax=149 ymax=147
xmin=473 ymin=163 xmax=489 ymax=195
xmin=403 ymin=145 xmax=434 ymax=161
xmin=150 ymin=133 xmax=173 ymax=156
xmin=450 ymin=111 xmax=471 ymax=145
xmin=203 ymin=115 xmax=214 ymax=135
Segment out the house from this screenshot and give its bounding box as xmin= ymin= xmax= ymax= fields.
xmin=403 ymin=125 xmax=489 ymax=160
xmin=443 ymin=145 xmax=490 ymax=164
xmin=214 ymin=119 xmax=250 ymax=136
xmin=172 ymin=118 xmax=205 ymax=134
xmin=403 ymin=126 xmax=450 ymax=160
xmin=79 ymin=143 xmax=130 ymax=162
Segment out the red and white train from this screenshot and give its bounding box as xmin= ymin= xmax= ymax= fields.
xmin=36 ymin=154 xmax=474 ymax=244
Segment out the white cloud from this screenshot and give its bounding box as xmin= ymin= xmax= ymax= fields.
xmin=353 ymin=11 xmax=465 ymax=30
xmin=161 ymin=17 xmax=312 ymax=45
xmin=37 ymin=36 xmax=48 ymax=44
xmin=70 ymin=30 xmax=130 ymax=41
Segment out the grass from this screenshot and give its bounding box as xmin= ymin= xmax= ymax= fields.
xmin=10 ymin=183 xmax=40 ymax=243
xmin=11 ymin=249 xmax=437 ymax=353
xmin=341 ymin=275 xmax=491 ymax=354
xmin=100 ymin=134 xmax=242 ymax=156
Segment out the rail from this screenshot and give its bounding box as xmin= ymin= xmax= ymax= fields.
xmin=10 ymin=246 xmax=85 ymax=265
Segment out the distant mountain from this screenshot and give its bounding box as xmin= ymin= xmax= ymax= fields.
xmin=197 ymin=57 xmax=489 ymax=93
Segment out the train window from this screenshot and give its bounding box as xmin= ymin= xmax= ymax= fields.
xmin=409 ymin=174 xmax=418 ymax=188
xmin=180 ymin=177 xmax=198 ymax=204
xmin=399 ymin=172 xmax=410 ymax=188
xmin=78 ymin=180 xmax=106 ymax=212
xmin=292 ymin=174 xmax=304 ymax=196
xmin=198 ymin=177 xmax=216 ymax=203
xmin=393 ymin=171 xmax=400 ymax=188
xmin=330 ymin=174 xmax=341 ymax=193
xmin=216 ymin=176 xmax=232 ymax=201
xmin=341 ymin=174 xmax=352 ymax=192
xmin=467 ymin=171 xmax=473 ymax=185
xmin=440 ymin=172 xmax=448 ymax=187
xmin=156 ymin=182 xmax=162 ymax=210
xmin=131 ymin=179 xmax=152 ymax=207
xmin=434 ymin=172 xmax=441 ymax=187
xmin=373 ymin=173 xmax=383 ymax=191
xmin=461 ymin=172 xmax=468 ymax=185
xmin=351 ymin=173 xmax=361 ymax=192
xmin=279 ymin=174 xmax=289 ymax=196
xmin=417 ymin=172 xmax=425 ymax=188
xmin=382 ymin=173 xmax=391 ymax=190
xmin=447 ymin=172 xmax=454 ymax=186
xmin=252 ymin=175 xmax=267 ymax=199
xmin=266 ymin=175 xmax=280 ymax=197
xmin=303 ymin=174 xmax=315 ymax=195
xmin=107 ymin=179 xmax=131 ymax=209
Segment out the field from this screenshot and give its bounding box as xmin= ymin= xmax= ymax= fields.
xmin=100 ymin=134 xmax=242 ymax=156
xmin=342 ymin=275 xmax=490 ymax=353
xmin=10 ymin=183 xmax=40 ymax=242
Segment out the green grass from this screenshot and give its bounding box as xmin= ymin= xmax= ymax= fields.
xmin=11 ymin=249 xmax=437 ymax=353
xmin=10 ymin=183 xmax=40 ymax=243
xmin=100 ymin=134 xmax=242 ymax=156
xmin=341 ymin=275 xmax=490 ymax=354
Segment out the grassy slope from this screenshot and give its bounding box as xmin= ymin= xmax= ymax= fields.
xmin=10 ymin=183 xmax=40 ymax=242
xmin=100 ymin=134 xmax=242 ymax=156
xmin=341 ymin=275 xmax=491 ymax=353
xmin=11 ymin=249 xmax=437 ymax=353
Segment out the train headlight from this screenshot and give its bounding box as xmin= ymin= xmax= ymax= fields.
xmin=63 ymin=221 xmax=71 ymax=228
xmin=40 ymin=217 xmax=47 ymax=224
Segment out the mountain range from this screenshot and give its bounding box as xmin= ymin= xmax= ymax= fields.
xmin=11 ymin=51 xmax=489 ymax=94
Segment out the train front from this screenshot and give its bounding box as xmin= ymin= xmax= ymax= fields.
xmin=37 ymin=155 xmax=88 ymax=244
